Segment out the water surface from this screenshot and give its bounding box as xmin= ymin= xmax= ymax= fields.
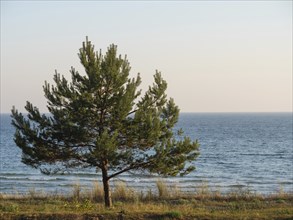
xmin=1 ymin=113 xmax=292 ymax=194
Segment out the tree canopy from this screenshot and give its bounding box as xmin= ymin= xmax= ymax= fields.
xmin=11 ymin=38 xmax=200 ymax=207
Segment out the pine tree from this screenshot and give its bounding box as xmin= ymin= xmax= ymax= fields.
xmin=11 ymin=38 xmax=200 ymax=207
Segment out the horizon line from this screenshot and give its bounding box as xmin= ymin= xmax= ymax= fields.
xmin=1 ymin=111 xmax=292 ymax=114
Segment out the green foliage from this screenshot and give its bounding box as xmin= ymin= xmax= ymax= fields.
xmin=11 ymin=37 xmax=200 ymax=206
xmin=164 ymin=211 xmax=182 ymax=219
xmin=0 ymin=203 xmax=19 ymax=213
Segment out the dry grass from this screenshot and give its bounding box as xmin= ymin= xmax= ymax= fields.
xmin=0 ymin=181 xmax=292 ymax=220
xmin=156 ymin=180 xmax=170 ymax=198
xmin=112 ymin=181 xmax=138 ymax=202
xmin=90 ymin=180 xmax=104 ymax=202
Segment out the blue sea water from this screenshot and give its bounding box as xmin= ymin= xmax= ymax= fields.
xmin=0 ymin=113 xmax=292 ymax=194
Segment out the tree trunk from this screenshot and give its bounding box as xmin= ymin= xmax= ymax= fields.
xmin=102 ymin=166 xmax=112 ymax=207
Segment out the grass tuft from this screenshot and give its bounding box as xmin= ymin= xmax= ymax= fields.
xmin=156 ymin=180 xmax=169 ymax=198
xmin=112 ymin=181 xmax=138 ymax=202
xmin=91 ymin=180 xmax=104 ymax=202
xmin=72 ymin=181 xmax=81 ymax=201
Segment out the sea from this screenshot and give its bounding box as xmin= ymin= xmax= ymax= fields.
xmin=0 ymin=113 xmax=292 ymax=195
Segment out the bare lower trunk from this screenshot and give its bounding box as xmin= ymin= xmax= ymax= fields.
xmin=102 ymin=166 xmax=112 ymax=207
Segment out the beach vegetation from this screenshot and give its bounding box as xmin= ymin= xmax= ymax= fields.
xmin=1 ymin=182 xmax=292 ymax=219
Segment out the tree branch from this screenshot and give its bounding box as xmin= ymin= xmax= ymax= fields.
xmin=107 ymin=160 xmax=152 ymax=180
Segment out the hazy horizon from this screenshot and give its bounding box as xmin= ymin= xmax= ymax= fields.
xmin=1 ymin=1 xmax=292 ymax=113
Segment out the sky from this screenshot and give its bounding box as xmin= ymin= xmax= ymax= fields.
xmin=1 ymin=1 xmax=292 ymax=113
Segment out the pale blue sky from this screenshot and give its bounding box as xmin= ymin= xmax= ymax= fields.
xmin=1 ymin=1 xmax=292 ymax=113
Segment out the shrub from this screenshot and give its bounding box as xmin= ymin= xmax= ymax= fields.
xmin=164 ymin=211 xmax=182 ymax=219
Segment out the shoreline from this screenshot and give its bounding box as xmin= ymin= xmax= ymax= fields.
xmin=1 ymin=181 xmax=293 ymax=219
xmin=1 ymin=179 xmax=292 ymax=197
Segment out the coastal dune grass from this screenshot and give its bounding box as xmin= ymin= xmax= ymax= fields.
xmin=0 ymin=180 xmax=292 ymax=220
